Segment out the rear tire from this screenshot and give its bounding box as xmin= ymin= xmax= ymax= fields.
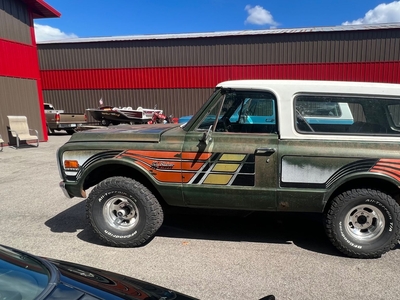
xmin=66 ymin=129 xmax=75 ymax=135
xmin=86 ymin=176 xmax=163 ymax=247
xmin=325 ymin=188 xmax=400 ymax=258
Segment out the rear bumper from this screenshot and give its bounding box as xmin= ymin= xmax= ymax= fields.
xmin=55 ymin=123 xmax=85 ymax=129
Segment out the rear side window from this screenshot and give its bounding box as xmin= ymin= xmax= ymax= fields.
xmin=295 ymin=95 xmax=400 ymax=135
xmin=388 ymin=104 xmax=400 ymax=127
xmin=296 ymin=100 xmax=343 ymax=117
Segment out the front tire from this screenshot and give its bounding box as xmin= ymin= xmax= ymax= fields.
xmin=325 ymin=188 xmax=400 ymax=258
xmin=86 ymin=176 xmax=163 ymax=247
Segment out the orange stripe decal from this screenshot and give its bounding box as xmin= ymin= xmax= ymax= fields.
xmin=115 ymin=150 xmax=254 ymax=186
xmin=371 ymin=159 xmax=400 ymax=181
xmin=117 ymin=150 xmax=210 ymax=183
xmin=152 ymin=172 xmax=183 ymax=183
xmin=121 ymin=150 xmax=181 ymax=159
xmin=181 ymin=152 xmax=212 ymax=160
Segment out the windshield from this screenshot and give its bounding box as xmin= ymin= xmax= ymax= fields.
xmin=181 ymin=89 xmax=222 ymax=131
xmin=0 ymin=246 xmax=51 ymax=300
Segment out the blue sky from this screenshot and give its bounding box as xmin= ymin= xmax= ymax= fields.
xmin=34 ymin=1 xmax=400 ymax=41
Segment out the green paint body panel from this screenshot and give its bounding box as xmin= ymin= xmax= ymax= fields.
xmin=57 ymin=84 xmax=400 ymax=214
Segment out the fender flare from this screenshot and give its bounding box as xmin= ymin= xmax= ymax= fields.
xmin=78 ymin=158 xmax=160 ymax=191
xmin=322 ymin=171 xmax=400 ymax=212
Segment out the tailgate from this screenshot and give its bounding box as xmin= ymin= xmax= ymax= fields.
xmin=59 ymin=114 xmax=87 ymax=123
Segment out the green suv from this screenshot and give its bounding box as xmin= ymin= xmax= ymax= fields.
xmin=57 ymin=80 xmax=400 ymax=258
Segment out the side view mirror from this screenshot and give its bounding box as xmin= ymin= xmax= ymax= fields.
xmin=201 ymin=125 xmax=213 ymax=144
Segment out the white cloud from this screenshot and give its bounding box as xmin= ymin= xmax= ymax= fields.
xmin=343 ymin=1 xmax=400 ymax=25
xmin=34 ymin=23 xmax=78 ymax=42
xmin=245 ymin=5 xmax=279 ymax=27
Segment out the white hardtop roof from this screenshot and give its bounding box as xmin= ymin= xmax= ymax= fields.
xmin=216 ymin=80 xmax=400 ymax=96
xmin=220 ymin=80 xmax=400 ymax=141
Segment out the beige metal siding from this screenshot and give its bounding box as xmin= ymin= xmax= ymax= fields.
xmin=42 ymin=88 xmax=213 ymax=123
xmin=38 ymin=29 xmax=400 ymax=70
xmin=0 ymin=76 xmax=43 ymax=141
xmin=0 ymin=0 xmax=31 ymax=44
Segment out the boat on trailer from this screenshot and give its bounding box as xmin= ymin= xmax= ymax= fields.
xmin=87 ymin=106 xmax=164 ymax=126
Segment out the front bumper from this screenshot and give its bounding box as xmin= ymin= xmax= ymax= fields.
xmin=59 ymin=181 xmax=87 ymax=198
xmin=59 ymin=181 xmax=73 ymax=198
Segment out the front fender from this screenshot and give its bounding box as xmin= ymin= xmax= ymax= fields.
xmin=77 ymin=158 xmax=163 ymax=197
xmin=96 ymin=157 xmax=159 ymax=180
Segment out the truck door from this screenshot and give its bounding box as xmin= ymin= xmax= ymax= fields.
xmin=181 ymin=90 xmax=278 ymax=210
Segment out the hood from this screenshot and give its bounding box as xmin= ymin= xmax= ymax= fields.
xmin=69 ymin=124 xmax=180 ymax=143
xmin=50 ymin=258 xmax=197 ymax=300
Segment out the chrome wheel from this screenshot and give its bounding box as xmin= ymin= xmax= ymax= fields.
xmin=87 ymin=177 xmax=164 ymax=247
xmin=103 ymin=196 xmax=139 ymax=231
xmin=326 ymin=189 xmax=400 ymax=258
xmin=344 ymin=204 xmax=385 ymax=242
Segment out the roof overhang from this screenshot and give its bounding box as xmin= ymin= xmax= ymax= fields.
xmin=37 ymin=22 xmax=400 ymax=44
xmin=22 ymin=0 xmax=61 ymax=19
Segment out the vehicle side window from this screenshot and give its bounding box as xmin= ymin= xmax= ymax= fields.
xmin=197 ymin=91 xmax=277 ymax=134
xmin=388 ymin=104 xmax=400 ymax=127
xmin=295 ymin=95 xmax=400 ymax=135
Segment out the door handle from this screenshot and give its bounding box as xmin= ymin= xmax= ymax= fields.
xmin=255 ymin=148 xmax=276 ymax=155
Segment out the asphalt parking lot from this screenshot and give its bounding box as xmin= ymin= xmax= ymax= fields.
xmin=1 ymin=133 xmax=400 ymax=299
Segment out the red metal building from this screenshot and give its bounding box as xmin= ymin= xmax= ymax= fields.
xmin=0 ymin=0 xmax=60 ymax=143
xmin=37 ymin=23 xmax=400 ymax=122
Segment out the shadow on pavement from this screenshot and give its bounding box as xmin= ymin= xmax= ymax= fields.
xmin=44 ymin=200 xmax=105 ymax=246
xmin=48 ymin=131 xmax=70 ymax=136
xmin=159 ymin=208 xmax=342 ymax=257
xmin=45 ymin=202 xmax=344 ymax=256
xmin=7 ymin=143 xmax=39 ymax=150
xmin=45 ymin=200 xmax=86 ymax=233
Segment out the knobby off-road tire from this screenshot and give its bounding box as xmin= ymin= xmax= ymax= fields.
xmin=86 ymin=176 xmax=164 ymax=247
xmin=325 ymin=188 xmax=400 ymax=258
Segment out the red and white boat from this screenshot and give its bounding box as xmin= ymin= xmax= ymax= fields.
xmin=87 ymin=105 xmax=165 ymax=126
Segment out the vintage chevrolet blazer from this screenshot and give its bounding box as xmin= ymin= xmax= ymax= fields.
xmin=57 ymin=80 xmax=400 ymax=258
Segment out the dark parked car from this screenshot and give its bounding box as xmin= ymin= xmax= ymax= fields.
xmin=0 ymin=244 xmax=196 ymax=300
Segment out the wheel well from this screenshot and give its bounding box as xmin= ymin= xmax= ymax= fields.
xmin=82 ymin=164 xmax=168 ymax=208
xmin=324 ymin=177 xmax=400 ymax=214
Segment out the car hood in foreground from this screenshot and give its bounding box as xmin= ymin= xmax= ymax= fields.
xmin=48 ymin=258 xmax=198 ymax=300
